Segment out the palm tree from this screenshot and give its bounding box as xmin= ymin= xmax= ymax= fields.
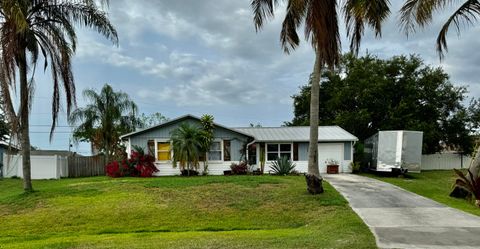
xmin=400 ymin=0 xmax=480 ymax=59
xmin=170 ymin=123 xmax=203 ymax=176
xmin=251 ymin=0 xmax=391 ymax=194
xmin=68 ymin=84 xmax=138 ymax=164
xmin=0 ymin=0 xmax=117 ymax=192
xmin=199 ymin=114 xmax=215 ymax=174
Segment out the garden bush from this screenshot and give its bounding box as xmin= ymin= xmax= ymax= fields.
xmin=269 ymin=156 xmax=296 ymax=175
xmin=230 ymin=162 xmax=248 ymax=175
xmin=106 ymin=147 xmax=158 ymax=177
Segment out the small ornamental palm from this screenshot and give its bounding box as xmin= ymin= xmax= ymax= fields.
xmin=170 ymin=123 xmax=203 ymax=175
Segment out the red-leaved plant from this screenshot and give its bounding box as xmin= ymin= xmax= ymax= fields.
xmin=106 ymin=146 xmax=158 ymax=178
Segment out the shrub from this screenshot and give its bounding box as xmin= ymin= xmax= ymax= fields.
xmin=106 ymin=147 xmax=158 ymax=178
xmin=269 ymin=156 xmax=296 ymax=175
xmin=350 ymin=161 xmax=361 ymax=173
xmin=230 ymin=162 xmax=248 ymax=175
xmin=453 ymin=169 xmax=480 ymax=208
xmin=129 ymin=150 xmax=158 ymax=177
xmin=181 ymin=169 xmax=199 ymax=176
xmin=106 ymin=160 xmax=130 ymax=178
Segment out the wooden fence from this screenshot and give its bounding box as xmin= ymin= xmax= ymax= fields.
xmin=67 ymin=155 xmax=106 ymax=178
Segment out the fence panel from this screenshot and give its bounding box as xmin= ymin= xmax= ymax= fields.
xmin=421 ymin=153 xmax=472 ymax=170
xmin=67 ymin=155 xmax=106 ymax=178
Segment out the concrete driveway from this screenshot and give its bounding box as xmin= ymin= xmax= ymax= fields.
xmin=324 ymin=174 xmax=480 ymax=249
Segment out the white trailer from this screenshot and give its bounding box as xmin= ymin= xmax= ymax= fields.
xmin=365 ymin=130 xmax=423 ymax=174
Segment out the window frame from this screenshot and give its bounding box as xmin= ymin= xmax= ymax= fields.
xmin=266 ymin=143 xmax=293 ymax=161
xmin=207 ymin=139 xmax=223 ymax=162
xmin=154 ymin=139 xmax=172 ymax=162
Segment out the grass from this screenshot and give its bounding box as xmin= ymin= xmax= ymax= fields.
xmin=362 ymin=170 xmax=480 ymax=216
xmin=0 ymin=175 xmax=376 ymax=249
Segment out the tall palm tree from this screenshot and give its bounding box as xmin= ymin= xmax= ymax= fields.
xmin=68 ymin=84 xmax=138 ymax=164
xmin=0 ymin=0 xmax=117 ymax=192
xmin=400 ymin=0 xmax=480 ymax=59
xmin=170 ymin=123 xmax=203 ymax=176
xmin=199 ymin=114 xmax=214 ymax=174
xmin=251 ymin=0 xmax=391 ymax=194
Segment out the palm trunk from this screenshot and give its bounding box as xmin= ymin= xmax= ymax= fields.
xmin=305 ymin=50 xmax=323 ymax=195
xmin=19 ymin=50 xmax=33 ymax=192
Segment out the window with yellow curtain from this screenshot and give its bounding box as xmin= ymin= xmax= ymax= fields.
xmin=157 ymin=142 xmax=171 ymax=161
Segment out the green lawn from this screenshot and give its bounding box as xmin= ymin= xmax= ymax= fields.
xmin=0 ymin=176 xmax=376 ymax=249
xmin=362 ymin=170 xmax=480 ymax=216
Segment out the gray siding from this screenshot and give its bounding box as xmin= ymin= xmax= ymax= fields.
xmin=344 ymin=142 xmax=352 ymax=160
xmin=128 ymin=118 xmax=250 ymax=162
xmin=298 ymin=142 xmax=309 ymax=161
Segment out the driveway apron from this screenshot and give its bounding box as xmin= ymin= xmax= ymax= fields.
xmin=324 ymin=174 xmax=480 ymax=249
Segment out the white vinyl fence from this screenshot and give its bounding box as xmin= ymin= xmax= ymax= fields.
xmin=421 ymin=153 xmax=472 ymax=170
xmin=2 ymin=154 xmax=68 ymax=179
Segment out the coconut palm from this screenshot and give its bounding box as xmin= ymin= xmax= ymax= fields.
xmin=170 ymin=123 xmax=203 ymax=176
xmin=251 ymin=0 xmax=391 ymax=193
xmin=0 ymin=0 xmax=117 ymax=191
xmin=68 ymin=84 xmax=139 ymax=164
xmin=400 ymin=0 xmax=480 ymax=59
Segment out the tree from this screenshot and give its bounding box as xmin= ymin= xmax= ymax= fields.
xmin=288 ymin=53 xmax=479 ymax=154
xmin=170 ymin=123 xmax=203 ymax=176
xmin=199 ymin=114 xmax=214 ymax=174
xmin=0 ymin=0 xmax=117 ymax=192
xmin=137 ymin=112 xmax=169 ymax=128
xmin=400 ymin=0 xmax=480 ymax=59
xmin=251 ymin=0 xmax=391 ymax=194
xmin=69 ymin=84 xmax=139 ymax=163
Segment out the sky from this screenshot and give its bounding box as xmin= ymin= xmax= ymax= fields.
xmin=25 ymin=1 xmax=480 ymax=155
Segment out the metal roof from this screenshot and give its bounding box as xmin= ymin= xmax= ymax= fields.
xmin=233 ymin=126 xmax=358 ymax=142
xmin=120 ymin=114 xmax=253 ymax=139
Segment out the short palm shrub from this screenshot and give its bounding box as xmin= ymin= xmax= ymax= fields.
xmin=269 ymin=156 xmax=296 ymax=175
xmin=453 ymin=169 xmax=480 ymax=208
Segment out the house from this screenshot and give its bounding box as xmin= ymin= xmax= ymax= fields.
xmin=120 ymin=114 xmax=358 ymax=176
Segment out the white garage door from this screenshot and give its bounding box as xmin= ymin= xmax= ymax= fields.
xmin=318 ymin=143 xmax=343 ymax=173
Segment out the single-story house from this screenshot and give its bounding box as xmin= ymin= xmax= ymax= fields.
xmin=120 ymin=114 xmax=358 ymax=176
xmin=0 ymin=141 xmax=19 ymax=177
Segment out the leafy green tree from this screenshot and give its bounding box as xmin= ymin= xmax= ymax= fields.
xmin=288 ymin=53 xmax=478 ymax=154
xmin=69 ymin=84 xmax=139 ymax=163
xmin=251 ymin=0 xmax=391 ymax=194
xmin=0 ymin=0 xmax=117 ymax=192
xmin=170 ymin=123 xmax=203 ymax=176
xmin=138 ymin=112 xmax=169 ymax=128
xmin=199 ymin=114 xmax=215 ymax=174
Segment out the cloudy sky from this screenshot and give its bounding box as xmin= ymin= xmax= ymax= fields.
xmin=27 ymin=1 xmax=479 ymax=154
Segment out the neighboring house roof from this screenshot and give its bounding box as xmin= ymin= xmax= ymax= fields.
xmin=120 ymin=114 xmax=254 ymax=139
xmin=233 ymin=126 xmax=358 ymax=142
xmin=30 ymin=150 xmax=82 ymax=157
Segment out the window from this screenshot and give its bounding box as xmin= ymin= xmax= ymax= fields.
xmin=157 ymin=142 xmax=171 ymax=161
xmin=267 ymin=143 xmax=292 ymax=161
xmin=208 ymin=141 xmax=222 ymax=161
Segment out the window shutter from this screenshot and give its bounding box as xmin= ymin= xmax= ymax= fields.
xmin=293 ymin=142 xmax=299 ymax=161
xmin=223 ymin=140 xmax=231 ymax=161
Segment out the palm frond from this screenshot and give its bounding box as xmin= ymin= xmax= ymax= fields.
xmin=343 ymin=0 xmax=391 ymax=54
xmin=304 ymin=0 xmax=341 ymax=67
xmin=251 ymin=0 xmax=279 ymax=31
xmin=436 ymin=0 xmax=480 ymax=59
